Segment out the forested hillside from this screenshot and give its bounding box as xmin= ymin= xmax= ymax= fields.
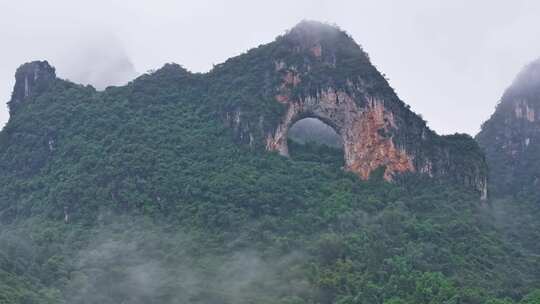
xmin=0 ymin=22 xmax=539 ymax=304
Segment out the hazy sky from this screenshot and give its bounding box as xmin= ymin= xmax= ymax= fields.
xmin=1 ymin=0 xmax=539 ymax=135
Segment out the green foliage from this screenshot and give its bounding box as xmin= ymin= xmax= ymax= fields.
xmin=0 ymin=25 xmax=536 ymax=303
xmin=520 ymin=289 xmax=540 ymax=304
xmin=287 ymin=139 xmax=344 ymax=167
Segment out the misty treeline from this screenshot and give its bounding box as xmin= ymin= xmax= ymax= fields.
xmin=2 ymin=188 xmax=540 ymax=304
xmin=0 ymin=217 xmax=309 ymax=304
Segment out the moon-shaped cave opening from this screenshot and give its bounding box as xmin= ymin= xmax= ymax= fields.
xmin=287 ymin=117 xmax=344 ymax=167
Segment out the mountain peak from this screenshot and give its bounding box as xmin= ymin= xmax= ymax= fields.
xmin=288 ymin=20 xmax=343 ymax=37
xmin=505 ymin=57 xmax=540 ymax=98
xmin=279 ymin=20 xmax=358 ymax=58
xmin=9 ymin=60 xmax=56 ymax=111
xmin=218 ymin=21 xmax=487 ymax=197
xmin=477 ymin=56 xmax=540 ymax=196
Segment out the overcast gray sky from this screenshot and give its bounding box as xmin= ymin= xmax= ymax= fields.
xmin=1 ymin=0 xmax=539 ymax=135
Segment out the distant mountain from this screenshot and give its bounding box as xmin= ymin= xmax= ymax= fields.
xmin=476 ymin=58 xmax=540 ymax=197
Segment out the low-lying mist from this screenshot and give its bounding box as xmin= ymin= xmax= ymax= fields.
xmin=0 ymin=217 xmax=311 ymax=304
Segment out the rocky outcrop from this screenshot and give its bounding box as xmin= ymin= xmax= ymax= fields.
xmin=477 ymin=58 xmax=540 ymax=196
xmin=9 ymin=61 xmax=56 ymax=112
xmin=223 ymin=21 xmax=487 ymax=197
xmin=267 ymin=77 xmax=414 ymax=180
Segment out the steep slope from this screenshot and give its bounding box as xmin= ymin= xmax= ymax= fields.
xmin=0 ymin=21 xmax=537 ymax=304
xmin=212 ymin=21 xmax=488 ymax=197
xmin=2 ymin=22 xmax=487 ymax=200
xmin=476 ymin=58 xmax=540 ymax=197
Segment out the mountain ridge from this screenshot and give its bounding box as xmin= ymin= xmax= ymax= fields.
xmin=8 ymin=21 xmax=488 ymax=198
xmin=0 ymin=20 xmax=539 ymax=304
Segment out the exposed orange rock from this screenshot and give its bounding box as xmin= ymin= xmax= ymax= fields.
xmin=275 ymin=70 xmax=300 ymax=104
xmin=265 ymin=100 xmax=302 ymax=156
xmin=310 ymin=43 xmax=322 ymax=58
xmin=268 ymin=73 xmax=415 ymax=180
xmin=283 ymin=71 xmax=301 ymax=86
xmin=514 ymin=101 xmax=536 ymax=122
xmin=346 ymin=99 xmax=414 ymax=180
xmin=275 ymin=94 xmax=289 ymax=103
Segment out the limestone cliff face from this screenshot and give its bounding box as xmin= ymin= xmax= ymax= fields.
xmin=222 ymin=21 xmax=487 ymax=198
xmin=476 ymin=58 xmax=540 ymax=196
xmin=267 ymin=81 xmax=414 ymax=181
xmin=9 ymin=61 xmax=56 ymax=112
xmin=220 ymin=21 xmax=487 ymax=197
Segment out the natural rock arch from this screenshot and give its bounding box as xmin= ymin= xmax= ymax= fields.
xmin=278 ymin=113 xmax=343 ymax=156
xmin=288 ymin=117 xmax=343 ymax=149
xmin=266 ymin=87 xmax=414 ymax=180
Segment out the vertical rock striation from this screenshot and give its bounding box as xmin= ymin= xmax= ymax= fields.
xmin=222 ymin=21 xmax=487 ymax=197
xmin=477 ymin=58 xmax=540 ymax=197
xmin=9 ymin=60 xmax=56 ymax=113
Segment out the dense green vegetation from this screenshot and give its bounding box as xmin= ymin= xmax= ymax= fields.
xmin=0 ymin=22 xmax=538 ymax=304
xmin=0 ymin=62 xmax=537 ymax=303
xmin=287 ymin=139 xmax=344 ymax=166
xmin=207 ymin=21 xmax=488 ymax=196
